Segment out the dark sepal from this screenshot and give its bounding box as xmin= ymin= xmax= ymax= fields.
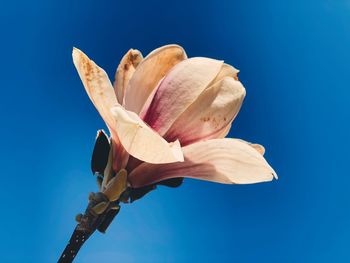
xmin=97 ymin=204 xmax=120 ymax=233
xmin=157 ymin=177 xmax=184 ymax=188
xmin=128 ymin=185 xmax=157 ymax=203
xmin=127 ymin=178 xmax=184 ymax=203
xmin=91 ymin=130 xmax=110 ymax=175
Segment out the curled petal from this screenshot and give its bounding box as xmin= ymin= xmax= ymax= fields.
xmin=164 ymin=77 xmax=246 ymax=145
xmin=212 ymin=63 xmax=239 ymax=83
xmin=114 ymin=49 xmax=143 ymax=104
xmin=142 ymin=57 xmax=224 ymax=136
xmin=251 ymin=143 xmax=265 ymax=155
xmin=124 ymin=44 xmax=187 ymax=114
xmin=128 ymin=138 xmax=277 ymax=188
xmin=234 ymin=139 xmax=265 ymax=155
xmin=111 ymin=106 xmax=184 ymax=164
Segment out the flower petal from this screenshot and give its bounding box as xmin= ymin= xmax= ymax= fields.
xmin=138 ymin=76 xmax=163 ymax=118
xmin=124 ymin=44 xmax=187 ymax=114
xmin=164 ymin=77 xmax=245 ymax=145
xmin=234 ymin=139 xmax=266 ymax=155
xmin=216 ymin=123 xmax=232 ymax=138
xmin=142 ymin=57 xmax=224 ymax=136
xmin=212 ymin=63 xmax=239 ymax=83
xmin=251 ymin=143 xmax=265 ymax=155
xmin=111 ymin=133 xmax=130 ymax=171
xmin=72 ymin=47 xmax=119 ymax=129
xmin=72 ymin=48 xmax=183 ymax=166
xmin=114 ymin=49 xmax=143 ymax=104
xmin=128 ymin=138 xmax=277 ymax=188
xmin=110 ymin=106 xmax=184 ymax=164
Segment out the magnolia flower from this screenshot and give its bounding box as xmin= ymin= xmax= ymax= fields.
xmin=59 ymin=45 xmax=277 ymax=262
xmin=72 ymin=44 xmax=277 ymax=194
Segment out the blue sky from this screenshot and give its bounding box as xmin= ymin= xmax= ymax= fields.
xmin=0 ymin=0 xmax=349 ymax=262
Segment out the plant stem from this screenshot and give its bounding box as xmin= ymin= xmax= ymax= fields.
xmin=58 ymin=226 xmax=94 ymax=262
xmin=58 ymin=195 xmax=120 ymax=262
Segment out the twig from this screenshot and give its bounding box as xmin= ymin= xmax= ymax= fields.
xmin=58 ymin=193 xmax=120 ymax=262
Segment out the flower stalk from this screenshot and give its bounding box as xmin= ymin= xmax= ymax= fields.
xmin=58 ymin=191 xmax=121 ymax=262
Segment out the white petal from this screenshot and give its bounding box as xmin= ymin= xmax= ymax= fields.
xmin=234 ymin=139 xmax=266 ymax=155
xmin=114 ymin=49 xmax=143 ymax=104
xmin=72 ymin=47 xmax=119 ymax=129
xmin=212 ymin=63 xmax=239 ymax=83
xmin=111 ymin=106 xmax=184 ymax=164
xmin=128 ymin=138 xmax=277 ymax=187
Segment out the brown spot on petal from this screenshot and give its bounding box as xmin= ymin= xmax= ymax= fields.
xmin=200 ymin=117 xmax=210 ymax=122
xmin=131 ymin=52 xmax=142 ymax=64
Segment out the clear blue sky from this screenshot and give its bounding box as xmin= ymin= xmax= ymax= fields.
xmin=0 ymin=0 xmax=349 ymax=262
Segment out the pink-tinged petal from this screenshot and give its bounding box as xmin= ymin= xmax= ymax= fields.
xmin=216 ymin=123 xmax=232 ymax=138
xmin=182 ymin=122 xmax=231 ymax=144
xmin=138 ymin=77 xmax=163 ymax=118
xmin=111 ymin=131 xmax=129 ymax=171
xmin=110 ymin=106 xmax=184 ymax=164
xmin=164 ymin=77 xmax=246 ymax=145
xmin=124 ymin=44 xmax=187 ymax=114
xmin=142 ymin=57 xmax=224 ymax=136
xmin=72 ymin=48 xmax=130 ymax=171
xmin=114 ymin=49 xmax=143 ymax=104
xmin=125 ymin=155 xmax=143 ymax=172
xmin=139 ymin=63 xmax=238 ymax=122
xmin=128 ymin=138 xmax=277 ymax=188
xmin=73 ymin=49 xmax=182 ymax=167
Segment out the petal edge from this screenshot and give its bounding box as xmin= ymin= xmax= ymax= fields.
xmin=129 ymin=138 xmax=277 ymax=187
